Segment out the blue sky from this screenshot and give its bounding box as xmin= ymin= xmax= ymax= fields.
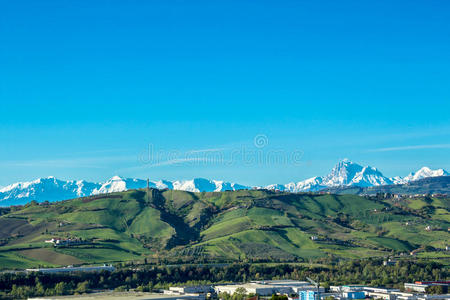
xmin=1 ymin=0 xmax=449 ymax=186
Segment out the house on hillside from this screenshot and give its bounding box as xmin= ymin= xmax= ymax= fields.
xmin=44 ymin=237 xmax=85 ymax=247
xmin=383 ymin=258 xmax=397 ymax=266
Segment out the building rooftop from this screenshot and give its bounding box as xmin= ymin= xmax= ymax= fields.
xmin=252 ymin=280 xmax=311 ymax=286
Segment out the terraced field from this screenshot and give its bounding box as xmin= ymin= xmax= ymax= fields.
xmin=0 ymin=189 xmax=448 ymax=269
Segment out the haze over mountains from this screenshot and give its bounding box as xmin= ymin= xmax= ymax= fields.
xmin=0 ymin=159 xmax=448 ymax=206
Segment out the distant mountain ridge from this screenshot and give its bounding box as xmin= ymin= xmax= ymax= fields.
xmin=266 ymin=159 xmax=448 ymax=192
xmin=0 ymin=176 xmax=249 ymax=206
xmin=0 ymin=159 xmax=448 ymax=206
xmin=323 ymin=176 xmax=450 ymax=196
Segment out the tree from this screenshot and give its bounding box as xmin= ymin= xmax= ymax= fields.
xmin=35 ymin=281 xmax=45 ymax=296
xmin=271 ymin=294 xmax=288 ymax=300
xmin=219 ymin=292 xmax=232 ymax=300
xmin=54 ymin=282 xmax=69 ymax=295
xmin=232 ymin=287 xmax=247 ymax=300
xmin=427 ymin=285 xmax=445 ymax=294
xmin=75 ymin=281 xmax=89 ymax=294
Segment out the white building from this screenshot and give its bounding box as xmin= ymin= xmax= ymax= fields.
xmin=215 ymin=283 xmax=275 ymax=296
xmin=166 ymin=286 xmax=213 ymax=295
xmin=404 ymin=283 xmax=428 ymax=293
xmin=330 ymin=285 xmax=367 ymax=292
xmin=215 ymin=280 xmax=324 ymax=296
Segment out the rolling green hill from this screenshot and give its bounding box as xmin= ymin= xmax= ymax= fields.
xmin=0 ymin=189 xmax=448 ymax=269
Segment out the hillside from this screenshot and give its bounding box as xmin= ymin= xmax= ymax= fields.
xmin=0 ymin=189 xmax=448 ymax=269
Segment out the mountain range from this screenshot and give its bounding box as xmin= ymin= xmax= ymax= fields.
xmin=266 ymin=159 xmax=448 ymax=192
xmin=0 ymin=159 xmax=448 ymax=206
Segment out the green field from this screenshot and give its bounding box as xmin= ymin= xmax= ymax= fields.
xmin=0 ymin=189 xmax=448 ymax=269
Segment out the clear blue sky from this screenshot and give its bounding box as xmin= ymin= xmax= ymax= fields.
xmin=1 ymin=0 xmax=449 ymax=186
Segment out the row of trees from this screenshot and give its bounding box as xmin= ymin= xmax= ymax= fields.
xmin=8 ymin=280 xmax=89 ymax=299
xmin=0 ymin=259 xmax=447 ymax=299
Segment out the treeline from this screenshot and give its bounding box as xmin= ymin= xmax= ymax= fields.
xmin=0 ymin=259 xmax=447 ymax=299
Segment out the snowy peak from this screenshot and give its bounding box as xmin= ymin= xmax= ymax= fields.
xmin=92 ymin=176 xmax=147 ymax=195
xmin=171 ymin=178 xmax=248 ymax=193
xmin=172 ymin=178 xmax=216 ymax=193
xmin=321 ymin=159 xmax=392 ymax=187
xmin=284 ymin=176 xmax=325 ymax=192
xmin=0 ymin=161 xmax=448 ymax=206
xmin=0 ymin=177 xmax=101 ymax=206
xmin=0 ymin=176 xmax=250 ymax=206
xmin=323 ymin=159 xmax=363 ymax=186
xmin=152 ymin=180 xmax=174 ymax=190
xmin=90 ymin=176 xmax=250 ymax=195
xmin=410 ymin=166 xmax=448 ymax=179
xmin=91 ymin=176 xmax=249 ymax=195
xmin=270 ymin=160 xmax=393 ymax=193
xmin=393 ymin=167 xmax=449 ymax=184
xmin=264 ymin=160 xmax=446 ymax=192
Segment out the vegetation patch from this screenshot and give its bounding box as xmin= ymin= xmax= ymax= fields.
xmin=0 ymin=189 xmax=448 ymax=268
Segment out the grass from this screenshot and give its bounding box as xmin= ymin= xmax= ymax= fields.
xmin=246 ymin=207 xmax=293 ymax=227
xmin=20 ymin=248 xmax=82 ymax=265
xmin=0 ymin=188 xmax=448 ymax=268
xmin=128 ymin=207 xmax=175 ymax=239
xmin=55 ymin=246 xmax=142 ymax=263
xmin=201 ymin=217 xmax=252 ymax=241
xmin=0 ymin=252 xmax=52 ymax=269
xmin=367 ymin=236 xmax=414 ymax=251
xmin=407 ymin=198 xmax=430 ymax=210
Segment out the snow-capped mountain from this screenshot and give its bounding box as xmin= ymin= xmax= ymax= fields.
xmin=170 ymin=178 xmax=248 ymax=193
xmin=264 ymin=159 xmax=447 ymax=192
xmin=321 ymin=159 xmax=394 ymax=187
xmin=266 ymin=176 xmax=326 ymax=192
xmin=392 ymin=167 xmax=449 ymax=184
xmin=0 ymin=176 xmax=249 ymax=206
xmin=0 ymin=176 xmax=101 ymax=206
xmin=92 ymin=176 xmax=147 ymax=195
xmin=89 ymin=177 xmax=249 ymax=195
xmin=0 ymin=160 xmax=448 ymax=206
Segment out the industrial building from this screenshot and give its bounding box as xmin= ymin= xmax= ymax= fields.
xmin=214 ymin=280 xmax=324 ymax=296
xmin=404 ymin=281 xmax=450 ymax=293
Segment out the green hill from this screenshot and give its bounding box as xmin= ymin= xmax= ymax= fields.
xmin=0 ymin=189 xmax=448 ymax=269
